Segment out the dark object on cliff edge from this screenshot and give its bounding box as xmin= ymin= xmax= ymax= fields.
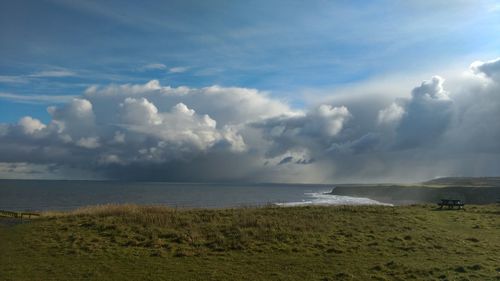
xmin=437 ymin=199 xmax=465 ymax=210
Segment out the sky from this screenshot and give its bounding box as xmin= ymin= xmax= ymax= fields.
xmin=1 ymin=0 xmax=500 ymax=182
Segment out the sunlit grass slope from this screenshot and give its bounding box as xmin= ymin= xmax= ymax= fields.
xmin=1 ymin=204 xmax=499 ymax=280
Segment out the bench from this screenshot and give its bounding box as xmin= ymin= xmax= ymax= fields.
xmin=437 ymin=199 xmax=464 ymax=210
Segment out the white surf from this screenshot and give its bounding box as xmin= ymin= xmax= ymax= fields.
xmin=276 ymin=191 xmax=392 ymax=206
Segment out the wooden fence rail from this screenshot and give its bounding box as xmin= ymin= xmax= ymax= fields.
xmin=0 ymin=210 xmax=40 ymax=219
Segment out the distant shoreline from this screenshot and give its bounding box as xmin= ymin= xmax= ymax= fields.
xmin=329 ymin=185 xmax=500 ymax=205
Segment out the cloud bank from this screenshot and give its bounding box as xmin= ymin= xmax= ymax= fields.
xmin=1 ymin=58 xmax=500 ymax=182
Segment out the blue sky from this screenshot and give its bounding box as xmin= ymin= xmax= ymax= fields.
xmin=2 ymin=0 xmax=500 ymax=123
xmin=1 ymin=0 xmax=500 ymax=181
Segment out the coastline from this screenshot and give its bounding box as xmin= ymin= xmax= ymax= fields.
xmin=329 ymin=185 xmax=500 ymax=205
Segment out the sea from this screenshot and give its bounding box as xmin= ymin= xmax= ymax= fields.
xmin=0 ymin=180 xmax=389 ymax=211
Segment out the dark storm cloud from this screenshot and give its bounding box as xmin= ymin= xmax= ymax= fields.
xmin=252 ymin=104 xmax=350 ymax=159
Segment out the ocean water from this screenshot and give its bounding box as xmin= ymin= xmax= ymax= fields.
xmin=0 ymin=180 xmax=389 ymax=211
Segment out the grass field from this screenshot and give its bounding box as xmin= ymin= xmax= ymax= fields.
xmin=1 ymin=204 xmax=499 ymax=280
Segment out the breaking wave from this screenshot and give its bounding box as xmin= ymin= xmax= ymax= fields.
xmin=276 ymin=191 xmax=392 ymax=207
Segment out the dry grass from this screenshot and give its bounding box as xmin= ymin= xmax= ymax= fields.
xmin=73 ymin=204 xmax=173 ymax=216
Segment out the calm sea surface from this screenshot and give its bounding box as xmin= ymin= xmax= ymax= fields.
xmin=0 ymin=180 xmax=387 ymax=211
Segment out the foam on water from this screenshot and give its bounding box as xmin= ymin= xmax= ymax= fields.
xmin=276 ymin=191 xmax=392 ymax=206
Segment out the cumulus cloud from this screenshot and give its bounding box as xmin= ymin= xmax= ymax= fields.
xmin=470 ymin=57 xmax=500 ymax=80
xmin=18 ymin=116 xmax=46 ymax=135
xmin=83 ymin=81 xmax=292 ymax=127
xmin=411 ymin=76 xmax=450 ymax=100
xmin=377 ymin=102 xmax=405 ymax=126
xmin=1 ymin=58 xmax=500 ymax=182
xmin=47 ymin=98 xmax=96 ymax=138
xmin=393 ymin=76 xmax=453 ymax=149
xmin=120 ymin=97 xmax=162 ymax=125
xmin=253 ymin=105 xmax=350 ymax=160
xmin=0 ymin=81 xmax=290 ymax=180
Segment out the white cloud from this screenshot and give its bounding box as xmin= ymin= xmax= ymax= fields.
xmin=411 ymin=76 xmax=449 ymax=100
xmin=0 ymin=76 xmax=29 ymax=84
xmin=83 ymin=81 xmax=293 ymax=126
xmin=0 ymin=92 xmax=76 ymax=104
xmin=53 ymin=98 xmax=92 ymax=118
xmin=140 ymin=63 xmax=167 ymax=71
xmin=169 ymin=66 xmax=189 ymax=73
xmin=470 ymin=57 xmax=500 ymax=80
xmin=139 ymin=64 xmax=189 ymax=73
xmin=377 ymin=102 xmax=405 ymax=125
xmin=18 ymin=116 xmax=46 ymax=135
xmin=120 ymin=97 xmax=162 ymax=125
xmin=76 ymin=137 xmax=100 ymax=149
xmin=313 ymin=105 xmax=350 ymax=137
xmin=48 ymin=98 xmax=96 ymax=133
xmin=28 ymin=69 xmax=77 ymax=78
xmin=0 ymin=67 xmax=77 ymax=87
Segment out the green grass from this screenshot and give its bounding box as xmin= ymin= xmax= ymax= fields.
xmin=1 ymin=204 xmax=499 ymax=280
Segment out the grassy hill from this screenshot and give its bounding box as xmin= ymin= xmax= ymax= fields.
xmin=1 ymin=204 xmax=499 ymax=280
xmin=422 ymin=177 xmax=500 ymax=187
xmin=329 ymin=177 xmax=500 ymax=205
